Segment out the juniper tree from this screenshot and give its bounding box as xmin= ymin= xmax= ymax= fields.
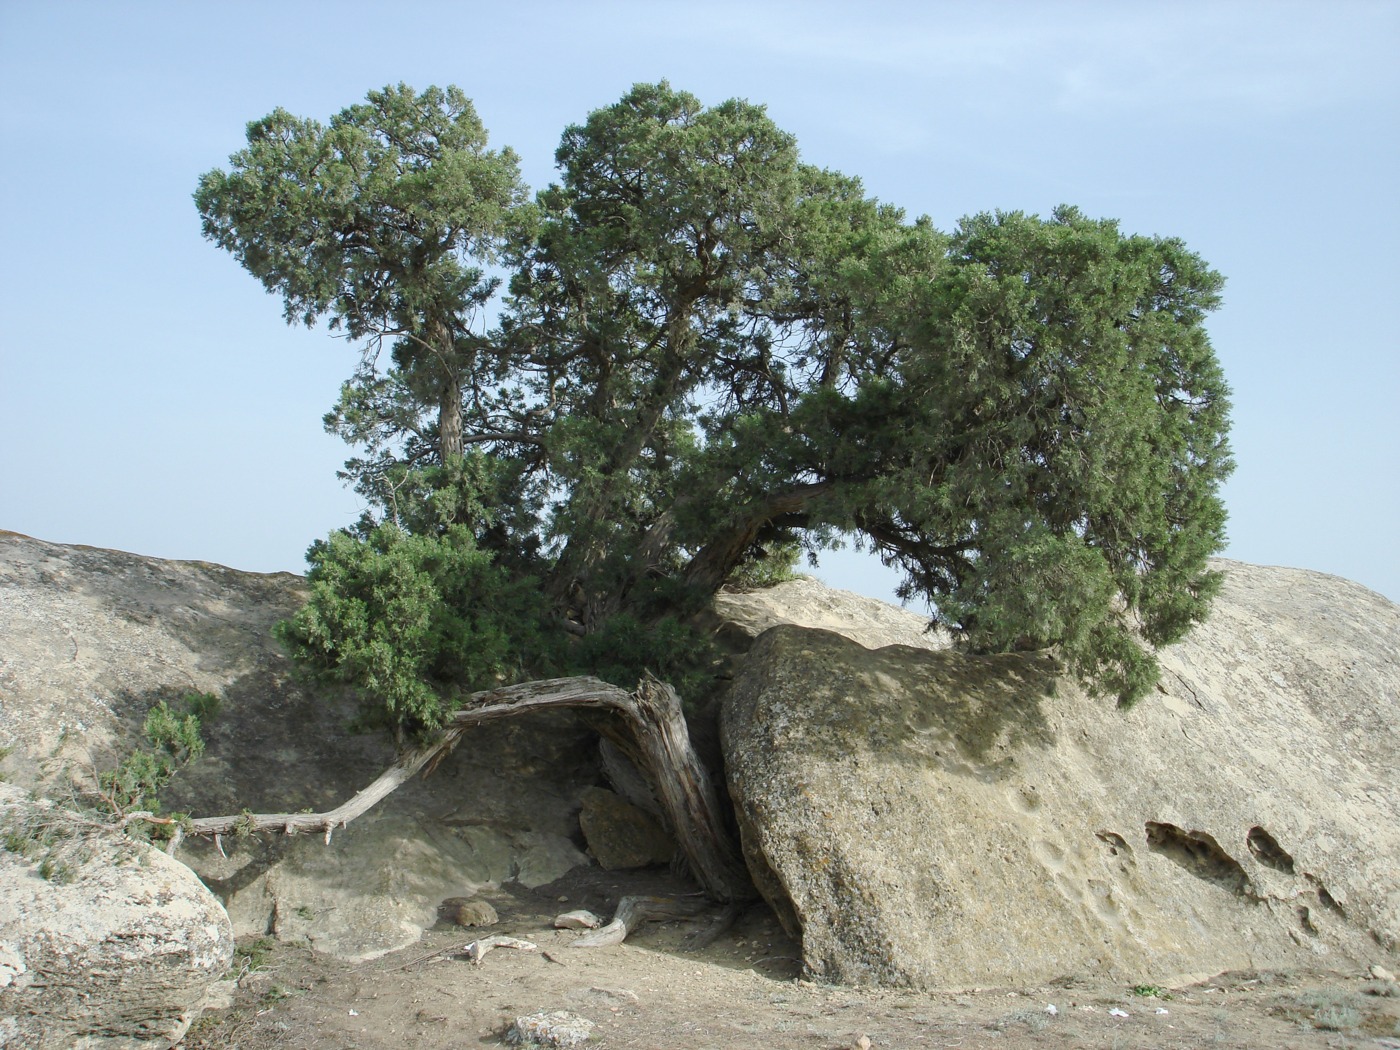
xmin=197 ymin=81 xmax=1233 ymax=723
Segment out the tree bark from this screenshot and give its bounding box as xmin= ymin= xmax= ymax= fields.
xmin=175 ymin=675 xmax=754 ymax=904
xmin=570 ymin=895 xmax=710 ymax=949
xmin=438 ymin=368 xmax=464 ymax=463
xmin=684 ymin=482 xmax=830 ymax=594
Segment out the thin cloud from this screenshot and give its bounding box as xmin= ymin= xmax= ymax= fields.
xmin=676 ymin=1 xmax=1397 ymax=121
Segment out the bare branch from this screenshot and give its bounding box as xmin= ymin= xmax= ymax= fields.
xmin=157 ymin=675 xmax=754 ymax=903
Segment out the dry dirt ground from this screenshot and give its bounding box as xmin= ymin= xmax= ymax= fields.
xmin=183 ymin=867 xmax=1400 ymax=1050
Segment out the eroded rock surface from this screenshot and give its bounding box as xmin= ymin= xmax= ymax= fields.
xmin=0 ymin=532 xmax=596 ymax=962
xmin=713 ymin=576 xmax=949 ymax=653
xmin=578 ymin=786 xmax=675 ymax=870
xmin=722 ymin=560 xmax=1400 ymax=988
xmin=0 ymin=784 xmax=233 ymax=1048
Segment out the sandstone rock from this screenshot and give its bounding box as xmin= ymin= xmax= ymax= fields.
xmin=578 ymin=786 xmax=675 ymax=870
xmin=722 ymin=560 xmax=1400 ymax=988
xmin=0 ymin=784 xmax=233 ymax=1048
xmin=713 ymin=575 xmax=949 ymax=653
xmin=441 ymin=896 xmax=499 ymax=927
xmin=553 ymin=909 xmax=603 ymax=930
xmin=507 ymin=1009 xmax=595 ymax=1047
xmin=0 ymin=533 xmax=596 ymax=962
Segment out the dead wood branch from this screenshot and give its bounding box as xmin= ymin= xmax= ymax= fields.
xmin=570 ymin=895 xmax=712 ymax=949
xmin=165 ymin=675 xmax=754 ymax=903
xmin=390 ymin=935 xmax=538 ymax=971
xmin=180 ymin=722 xmax=467 ymax=842
xmin=464 ymin=935 xmax=537 ymax=964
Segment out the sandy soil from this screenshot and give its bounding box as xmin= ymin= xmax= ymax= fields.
xmin=183 ymin=866 xmax=1400 ymax=1050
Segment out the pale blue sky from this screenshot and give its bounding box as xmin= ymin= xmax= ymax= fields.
xmin=1 ymin=1 xmax=1396 ymax=604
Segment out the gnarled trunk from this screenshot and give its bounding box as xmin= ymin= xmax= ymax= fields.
xmin=684 ymin=482 xmax=830 ymax=594
xmin=170 ymin=675 xmax=754 ymax=904
xmin=438 ymin=369 xmax=464 ymax=463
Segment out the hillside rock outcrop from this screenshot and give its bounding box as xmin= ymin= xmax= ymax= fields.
xmin=0 ymin=784 xmax=233 ymax=1048
xmin=0 ymin=532 xmax=596 ymax=962
xmin=722 ymin=561 xmax=1400 ymax=988
xmin=6 ymin=530 xmax=1397 ymax=989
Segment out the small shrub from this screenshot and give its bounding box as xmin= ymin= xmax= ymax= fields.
xmin=37 ymin=853 xmax=76 ymax=884
xmin=1292 ymin=990 xmax=1365 ymax=1033
xmin=0 ymin=808 xmax=93 ymax=883
xmin=233 ymin=936 xmax=276 ymax=977
xmin=1311 ymin=1002 xmax=1360 ymax=1031
xmin=726 ymin=540 xmax=803 ymax=590
xmin=1131 ymin=984 xmax=1171 ymax=999
xmin=98 ymin=691 xmax=218 ymax=825
xmin=231 ymin=809 xmax=257 ymax=838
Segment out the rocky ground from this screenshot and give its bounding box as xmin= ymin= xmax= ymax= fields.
xmin=184 ymin=866 xmax=1400 ymax=1050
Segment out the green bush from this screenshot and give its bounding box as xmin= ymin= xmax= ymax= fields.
xmin=567 ymin=613 xmax=715 ymax=701
xmin=276 ymin=524 xmax=552 ymax=738
xmin=98 ymin=691 xmax=217 ymax=817
xmin=725 ymin=539 xmax=804 ymax=591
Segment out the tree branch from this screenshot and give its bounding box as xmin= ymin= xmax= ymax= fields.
xmin=167 ymin=675 xmax=753 ymax=903
xmin=684 ymin=482 xmax=831 ymax=593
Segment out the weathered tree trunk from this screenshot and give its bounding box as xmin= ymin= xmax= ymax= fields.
xmin=684 ymin=482 xmax=830 ymax=594
xmin=438 ymin=369 xmax=464 ymax=463
xmin=570 ymin=895 xmax=710 ymax=948
xmin=174 ymin=676 xmax=754 ymax=904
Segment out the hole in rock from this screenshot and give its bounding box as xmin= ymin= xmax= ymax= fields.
xmin=1246 ymin=826 xmax=1296 ymax=874
xmin=1317 ymin=884 xmax=1346 ymax=918
xmin=1299 ymin=873 xmax=1349 ymax=920
xmin=1095 ymin=830 xmax=1132 ymax=857
xmin=1144 ymin=822 xmax=1251 ymax=896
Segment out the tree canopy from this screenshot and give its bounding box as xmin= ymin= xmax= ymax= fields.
xmin=196 ymin=81 xmax=1233 ymax=724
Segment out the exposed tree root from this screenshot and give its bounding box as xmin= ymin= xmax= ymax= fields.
xmin=390 ymin=935 xmax=538 ymax=971
xmin=570 ymin=895 xmax=711 ymax=949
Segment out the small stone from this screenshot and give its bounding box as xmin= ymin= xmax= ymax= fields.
xmin=1109 ymin=1007 xmax=1129 ymax=1018
xmin=1043 ymin=1004 xmax=1058 ymax=1016
xmin=553 ymin=909 xmax=603 ymax=930
xmin=1155 ymin=1007 xmax=1169 ymax=1015
xmin=440 ymin=897 xmax=498 ymax=928
xmin=856 ymin=1037 xmax=873 ymax=1050
xmin=578 ymin=787 xmax=674 ymax=870
xmin=1371 ymin=964 xmax=1397 ymax=982
xmin=506 ymin=1010 xmax=595 ymax=1047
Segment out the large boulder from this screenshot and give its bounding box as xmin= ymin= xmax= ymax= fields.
xmin=577 ymin=786 xmax=675 ymax=870
xmin=0 ymin=784 xmax=233 ymax=1048
xmin=722 ymin=561 xmax=1400 ymax=988
xmin=0 ymin=532 xmax=597 ymax=961
xmin=713 ymin=575 xmax=949 ymax=653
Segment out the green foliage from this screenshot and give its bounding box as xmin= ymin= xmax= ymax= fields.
xmin=0 ymin=806 xmax=88 ymax=884
xmin=195 ymin=84 xmax=528 ymax=469
xmin=567 ymin=613 xmax=714 ymax=700
xmin=276 ymin=524 xmax=551 ymax=736
xmin=725 ymin=540 xmax=804 ymax=591
xmin=202 ymin=82 xmax=1234 ymax=713
xmin=1131 ymin=984 xmax=1171 ymax=999
xmin=99 ymin=691 xmax=217 ymax=816
xmin=233 ymin=936 xmax=277 ymax=976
